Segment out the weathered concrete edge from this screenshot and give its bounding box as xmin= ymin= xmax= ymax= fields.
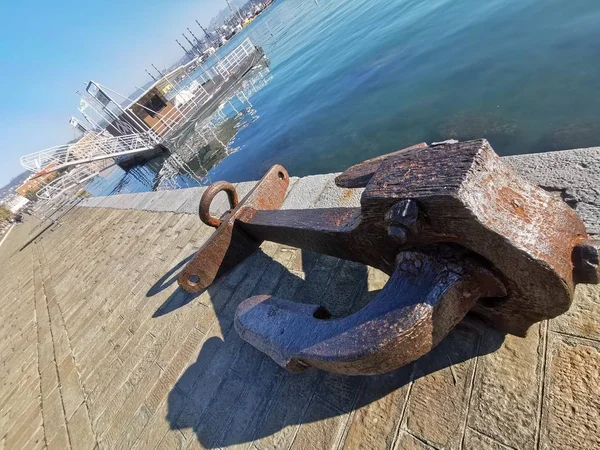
xmin=504 ymin=147 xmax=600 ymax=234
xmin=79 ymin=147 xmax=600 ymax=234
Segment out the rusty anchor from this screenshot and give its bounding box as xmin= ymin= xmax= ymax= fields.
xmin=178 ymin=139 xmax=599 ymax=375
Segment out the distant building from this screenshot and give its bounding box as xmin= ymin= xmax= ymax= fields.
xmin=16 ymin=169 xmax=58 ymax=198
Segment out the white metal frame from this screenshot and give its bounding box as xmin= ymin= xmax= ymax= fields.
xmin=36 ymin=165 xmax=103 ymax=200
xmin=215 ymin=39 xmax=254 ymax=75
xmin=22 ymin=38 xmax=260 ymax=201
xmin=20 ymin=132 xmax=156 ymax=173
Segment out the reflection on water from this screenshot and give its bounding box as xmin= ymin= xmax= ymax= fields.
xmin=534 ymin=121 xmax=600 ymax=153
xmin=87 ymin=63 xmax=273 ymax=197
xmin=436 ymin=112 xmax=521 ymax=150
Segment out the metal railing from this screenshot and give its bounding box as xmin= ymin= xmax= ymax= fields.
xmin=22 ymin=38 xmax=260 ymax=177
xmin=21 ymin=132 xmax=157 ymax=174
xmin=23 ymin=38 xmax=262 ymax=201
xmin=35 ymin=164 xmax=110 ymax=200
xmin=216 ymin=38 xmax=255 ymax=75
xmin=146 ymin=38 xmax=259 ymax=140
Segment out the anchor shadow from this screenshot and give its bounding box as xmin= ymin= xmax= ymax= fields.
xmin=147 ymin=247 xmax=505 ymax=449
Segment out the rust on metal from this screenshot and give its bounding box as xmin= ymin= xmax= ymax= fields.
xmin=236 ymin=246 xmax=506 ymax=375
xmin=178 ymin=139 xmax=597 ymax=375
xmin=177 ymin=165 xmax=289 ymax=294
xmin=334 ymin=142 xmax=428 ymax=188
xmin=199 ymin=181 xmax=239 ymax=228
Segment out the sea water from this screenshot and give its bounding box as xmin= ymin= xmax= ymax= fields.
xmin=89 ymin=0 xmax=600 ymax=195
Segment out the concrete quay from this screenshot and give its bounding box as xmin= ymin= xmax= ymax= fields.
xmin=0 ymin=146 xmax=599 ymax=450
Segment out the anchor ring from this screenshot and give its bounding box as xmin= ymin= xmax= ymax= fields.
xmin=199 ymin=181 xmax=239 ymax=228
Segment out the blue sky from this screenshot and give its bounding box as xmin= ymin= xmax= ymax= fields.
xmin=0 ymin=0 xmax=225 ymax=186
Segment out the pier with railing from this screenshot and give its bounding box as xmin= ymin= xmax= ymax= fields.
xmin=20 ymin=38 xmax=264 ymax=204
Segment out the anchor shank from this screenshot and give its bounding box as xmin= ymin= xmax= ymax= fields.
xmin=238 ymin=207 xmax=394 ymax=271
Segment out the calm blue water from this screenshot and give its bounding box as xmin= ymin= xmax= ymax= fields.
xmin=90 ymin=0 xmax=600 ymax=194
